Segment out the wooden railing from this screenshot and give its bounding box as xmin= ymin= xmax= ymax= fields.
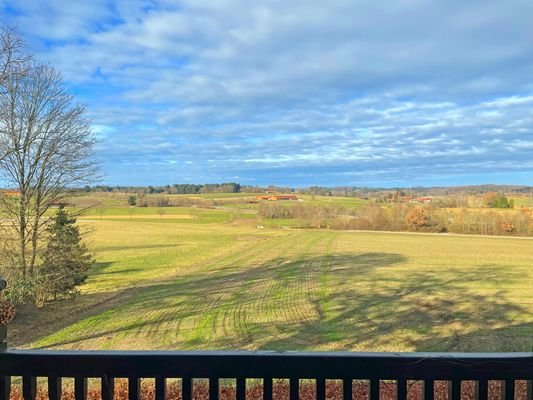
xmin=0 ymin=350 xmax=531 ymax=400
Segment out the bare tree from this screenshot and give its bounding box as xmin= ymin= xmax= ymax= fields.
xmin=0 ymin=61 xmax=98 ymax=278
xmin=0 ymin=27 xmax=30 ymax=164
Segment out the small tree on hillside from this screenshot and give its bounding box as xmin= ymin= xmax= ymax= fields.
xmin=405 ymin=207 xmax=429 ymax=231
xmin=483 ymin=192 xmax=512 ymax=208
xmin=37 ymin=207 xmax=93 ymax=305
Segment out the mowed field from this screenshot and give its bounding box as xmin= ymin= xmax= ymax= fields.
xmin=11 ymin=204 xmax=532 ymax=353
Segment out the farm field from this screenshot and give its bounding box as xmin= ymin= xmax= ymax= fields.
xmin=65 ymin=192 xmax=368 ymax=210
xmin=75 ymin=205 xmax=255 ymax=224
xmin=10 ymin=208 xmax=533 ymax=352
xmin=512 ymin=196 xmax=533 ymax=207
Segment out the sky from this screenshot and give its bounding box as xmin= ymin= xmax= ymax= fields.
xmin=1 ymin=0 xmax=533 ymax=188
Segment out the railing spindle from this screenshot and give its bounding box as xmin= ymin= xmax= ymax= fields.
xmin=450 ymin=380 xmax=461 ymax=400
xmin=503 ymin=380 xmax=515 ymax=400
xmin=48 ymin=377 xmax=62 ymax=400
xmin=526 ymin=380 xmax=532 ymax=400
xmin=129 ymin=377 xmax=141 ymax=400
xmin=397 ymin=379 xmax=407 ymax=400
xmin=0 ymin=376 xmax=11 ymax=399
xmin=0 ymin=376 xmax=10 ymax=400
xmin=316 ymin=378 xmax=325 ymax=400
xmin=210 ymin=377 xmax=219 ymax=400
xmin=182 ymin=377 xmax=192 ymax=400
xmin=263 ymin=377 xmax=273 ymax=400
xmin=156 ymin=377 xmax=166 ymax=400
xmin=477 ymin=380 xmax=488 ymax=400
xmin=75 ymin=377 xmax=88 ymax=400
xmin=102 ymin=375 xmax=115 ymax=400
xmin=370 ymin=379 xmax=379 ymax=400
xmin=22 ymin=376 xmax=37 ymax=400
xmin=236 ymin=377 xmax=246 ymax=400
xmin=424 ymin=380 xmax=434 ymax=400
xmin=343 ymin=378 xmax=352 ymax=400
xmin=290 ymin=378 xmax=299 ymax=400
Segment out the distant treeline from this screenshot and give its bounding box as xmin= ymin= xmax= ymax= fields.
xmin=83 ymin=183 xmax=245 ymax=194
xmin=77 ymin=184 xmax=406 ymax=197
xmin=258 ymin=203 xmax=533 ymax=236
xmin=78 ymin=183 xmax=533 ymax=197
xmin=80 ymin=183 xmax=295 ymax=195
xmin=297 ymin=186 xmax=369 ymax=197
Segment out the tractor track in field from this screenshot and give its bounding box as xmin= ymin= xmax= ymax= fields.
xmin=119 ymin=231 xmax=340 ymax=348
xmin=14 ymin=233 xmax=292 ymax=348
xmin=235 ymin=231 xmax=336 ymax=347
xmin=190 ymin=234 xmax=312 ymax=345
xmin=52 ymin=231 xmax=344 ymax=350
xmin=110 ymin=232 xmax=312 ymax=346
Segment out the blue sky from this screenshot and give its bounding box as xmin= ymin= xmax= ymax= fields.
xmin=1 ymin=0 xmax=533 ymax=187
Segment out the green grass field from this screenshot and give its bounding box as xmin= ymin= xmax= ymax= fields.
xmin=75 ymin=205 xmax=251 ymax=224
xmin=12 ymin=208 xmax=532 ymax=353
xmin=512 ymin=196 xmax=533 ymax=207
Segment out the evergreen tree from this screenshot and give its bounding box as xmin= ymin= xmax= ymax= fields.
xmin=38 ymin=206 xmax=93 ymax=302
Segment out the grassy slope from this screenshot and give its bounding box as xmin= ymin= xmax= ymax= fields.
xmin=76 ymin=206 xmax=257 ymax=224
xmin=24 ymin=216 xmax=533 ymax=352
xmin=512 ymin=196 xmax=533 ymax=207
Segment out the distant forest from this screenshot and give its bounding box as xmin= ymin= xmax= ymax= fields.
xmin=80 ymin=183 xmax=533 ymax=197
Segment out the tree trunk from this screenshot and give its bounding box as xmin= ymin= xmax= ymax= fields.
xmin=29 ymin=218 xmax=39 ymax=276
xmin=18 ymin=197 xmax=27 ymax=278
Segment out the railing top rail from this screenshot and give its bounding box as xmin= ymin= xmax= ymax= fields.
xmin=2 ymin=349 xmax=533 ymax=358
xmin=1 ymin=350 xmax=532 ymax=380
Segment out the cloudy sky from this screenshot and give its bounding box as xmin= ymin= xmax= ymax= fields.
xmin=1 ymin=0 xmax=532 ymax=187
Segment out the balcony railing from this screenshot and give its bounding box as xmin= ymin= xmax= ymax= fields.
xmin=0 ymin=349 xmax=532 ymax=400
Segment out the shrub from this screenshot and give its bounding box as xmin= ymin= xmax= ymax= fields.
xmin=500 ymin=220 xmax=515 ymax=233
xmin=37 ymin=207 xmax=93 ymax=306
xmin=405 ymin=208 xmax=429 ymax=230
xmin=1 ymin=276 xmax=36 ymax=306
xmin=483 ymin=192 xmax=513 ymax=208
